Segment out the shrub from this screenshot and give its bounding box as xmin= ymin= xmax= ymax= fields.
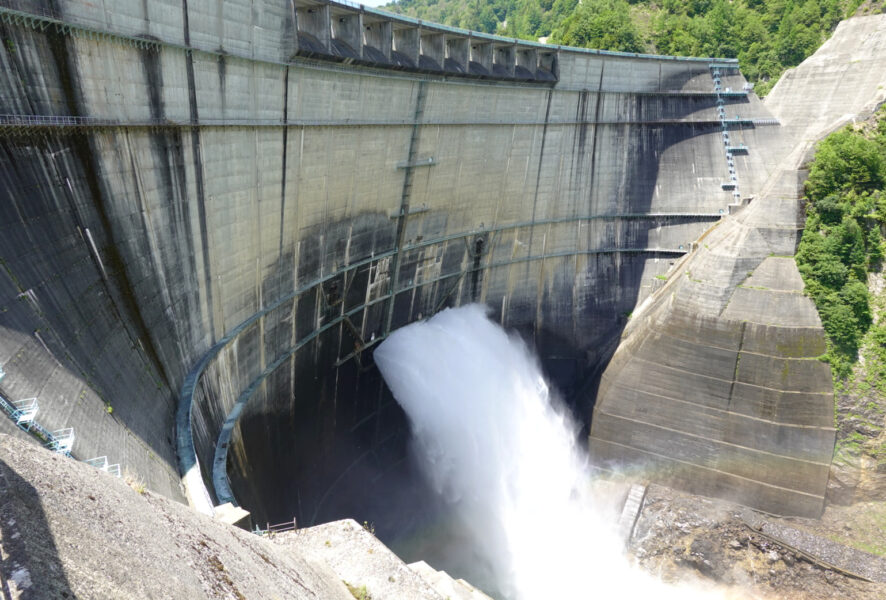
xmin=798 ymin=116 xmax=886 ymax=377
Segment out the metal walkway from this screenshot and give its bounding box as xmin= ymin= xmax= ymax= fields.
xmin=0 ymin=113 xmax=769 ymax=134
xmin=0 ymin=366 xmax=120 ymax=475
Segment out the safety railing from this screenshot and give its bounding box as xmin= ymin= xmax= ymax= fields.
xmin=0 ymin=367 xmax=127 ymax=475
xmin=85 ymin=456 xmax=122 ymax=477
xmin=253 ymin=518 xmax=298 ymax=536
xmin=85 ymin=456 xmax=108 ymax=469
xmin=11 ymin=398 xmax=38 ymax=430
xmin=48 ymin=428 xmax=75 ymax=455
xmin=0 ymin=113 xmax=762 ymax=131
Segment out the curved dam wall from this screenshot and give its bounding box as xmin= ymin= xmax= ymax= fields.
xmin=0 ymin=0 xmax=793 ymax=528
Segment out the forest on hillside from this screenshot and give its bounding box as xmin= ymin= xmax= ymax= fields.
xmin=797 ymin=107 xmax=886 ymax=380
xmin=381 ymin=0 xmax=883 ymax=94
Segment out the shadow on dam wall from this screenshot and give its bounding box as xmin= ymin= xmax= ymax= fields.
xmin=215 ymin=119 xmax=731 ymax=532
xmin=0 ymin=120 xmax=737 ymax=533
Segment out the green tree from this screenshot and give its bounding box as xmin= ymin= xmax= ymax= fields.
xmin=806 ymin=129 xmax=886 ymax=200
xmin=797 ymin=114 xmax=886 ymax=376
xmin=550 ymin=0 xmax=643 ymax=52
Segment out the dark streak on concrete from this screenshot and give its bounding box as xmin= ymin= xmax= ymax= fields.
xmin=44 ymin=26 xmax=171 ymax=387
xmin=279 ymin=66 xmax=290 ymax=258
xmin=138 ymin=37 xmax=201 ymax=360
xmin=525 ymin=88 xmax=554 ymax=285
xmin=181 ymin=0 xmax=216 ymax=342
xmin=217 ymin=53 xmax=226 ymax=116
xmin=586 ymin=61 xmax=606 ymax=213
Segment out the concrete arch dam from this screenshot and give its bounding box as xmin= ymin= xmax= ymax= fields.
xmin=0 ymin=0 xmax=842 ymax=534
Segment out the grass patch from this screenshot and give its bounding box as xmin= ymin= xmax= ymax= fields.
xmin=824 ymin=503 xmax=886 ymax=557
xmin=344 ymin=582 xmax=372 ymax=600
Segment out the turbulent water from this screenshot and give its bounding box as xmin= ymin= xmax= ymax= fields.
xmin=374 ymin=304 xmax=721 ymax=600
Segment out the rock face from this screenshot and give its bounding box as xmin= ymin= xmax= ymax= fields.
xmin=827 ymin=264 xmax=886 ymax=505
xmin=630 ymin=484 xmax=886 ymax=600
xmin=0 ymin=434 xmax=354 ymax=600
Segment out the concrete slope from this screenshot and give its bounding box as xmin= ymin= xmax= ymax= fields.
xmin=408 ymin=560 xmax=495 ymax=600
xmin=765 ymin=15 xmax=886 ymax=135
xmin=590 ymin=14 xmax=886 ymax=518
xmin=0 ymin=433 xmax=354 ymax=600
xmin=273 ymin=521 xmax=450 ymax=600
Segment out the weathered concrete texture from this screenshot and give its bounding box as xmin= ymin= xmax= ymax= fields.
xmin=591 ymin=205 xmax=836 ymax=517
xmin=766 ymin=15 xmax=886 ymax=135
xmin=591 ymin=15 xmax=886 ymax=518
xmin=275 ymin=520 xmax=452 ymax=600
xmin=408 ymin=560 xmax=495 ymax=600
xmin=0 ymin=434 xmax=355 ymax=600
xmin=0 ymin=0 xmax=754 ymax=531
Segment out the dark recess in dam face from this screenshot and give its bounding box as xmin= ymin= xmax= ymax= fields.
xmin=230 ymin=327 xmax=586 ymax=540
xmin=220 ymin=114 xmax=722 ymax=538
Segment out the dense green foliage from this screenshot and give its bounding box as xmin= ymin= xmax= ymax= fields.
xmin=383 ymin=0 xmax=874 ymax=93
xmin=796 ymin=108 xmax=886 ymax=377
xmin=551 ymin=0 xmax=643 ymax=51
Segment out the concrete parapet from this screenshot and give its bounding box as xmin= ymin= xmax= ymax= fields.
xmin=538 ymin=49 xmax=558 ymax=80
xmin=392 ymin=23 xmax=420 ymax=67
xmin=492 ymin=44 xmax=515 ymax=78
xmin=419 ymin=31 xmax=444 ymax=71
xmin=363 ymin=15 xmax=392 ymax=61
xmin=516 ymin=47 xmax=537 ymax=79
xmin=445 ymin=35 xmax=469 ymax=73
xmin=469 ymin=39 xmax=493 ymax=75
xmin=331 ymin=7 xmax=363 ymax=60
xmin=296 ymin=2 xmax=332 ymax=55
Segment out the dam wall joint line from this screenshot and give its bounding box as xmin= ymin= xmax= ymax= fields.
xmin=180 ymin=244 xmax=692 ymax=513
xmin=0 ymin=114 xmax=771 ymax=136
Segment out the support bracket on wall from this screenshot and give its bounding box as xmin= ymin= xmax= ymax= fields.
xmin=396 ymin=156 xmax=436 ymax=169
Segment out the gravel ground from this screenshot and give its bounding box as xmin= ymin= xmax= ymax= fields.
xmin=630 ymin=484 xmax=886 ymax=600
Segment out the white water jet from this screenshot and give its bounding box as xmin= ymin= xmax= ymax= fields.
xmin=375 ymin=304 xmax=722 ymax=600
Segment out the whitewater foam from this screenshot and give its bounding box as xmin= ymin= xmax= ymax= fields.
xmin=375 ymin=304 xmax=721 ymax=600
